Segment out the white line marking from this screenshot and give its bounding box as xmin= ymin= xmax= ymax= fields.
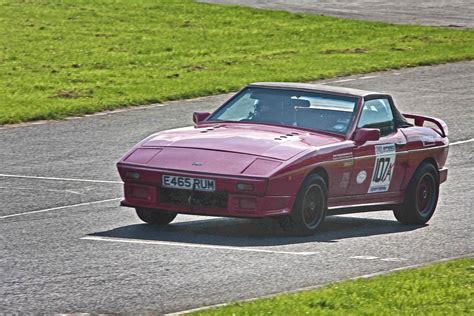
xmin=0 ymin=198 xmax=121 ymax=220
xmin=330 ymin=78 xmax=356 ymax=83
xmin=350 ymin=255 xmax=379 ymax=260
xmin=451 ymin=138 xmax=474 ymax=146
xmin=0 ymin=186 xmax=83 ymax=195
xmin=81 ymin=236 xmax=319 ymax=256
xmin=381 ymin=258 xmax=408 ymax=262
xmin=0 ymin=173 xmax=122 ymax=184
xmin=359 ymin=75 xmax=379 ymax=80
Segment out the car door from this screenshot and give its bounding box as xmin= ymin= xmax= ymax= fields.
xmin=348 ymin=97 xmax=408 ymax=196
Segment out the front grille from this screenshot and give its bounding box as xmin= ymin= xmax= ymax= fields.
xmin=159 ymin=188 xmax=228 ymax=209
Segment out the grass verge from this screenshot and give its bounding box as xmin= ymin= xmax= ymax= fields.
xmin=1 ymin=0 xmax=474 ymax=124
xmin=192 ymin=257 xmax=474 ymax=315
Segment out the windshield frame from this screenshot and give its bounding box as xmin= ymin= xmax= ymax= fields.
xmin=206 ymin=86 xmax=361 ymax=138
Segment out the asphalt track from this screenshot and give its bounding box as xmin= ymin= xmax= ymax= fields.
xmin=1 ymin=59 xmax=473 ymax=313
xmin=200 ymin=0 xmax=474 ymax=28
xmin=1 ymin=2 xmax=474 ymax=313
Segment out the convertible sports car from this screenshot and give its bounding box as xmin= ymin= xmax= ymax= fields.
xmin=117 ymin=82 xmax=449 ymax=235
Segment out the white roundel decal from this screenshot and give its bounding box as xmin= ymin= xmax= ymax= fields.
xmin=356 ymin=171 xmax=367 ymax=184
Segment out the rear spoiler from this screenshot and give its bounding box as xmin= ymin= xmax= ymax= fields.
xmin=403 ymin=114 xmax=448 ymax=137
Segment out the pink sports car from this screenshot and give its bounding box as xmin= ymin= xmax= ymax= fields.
xmin=117 ymin=83 xmax=449 ymax=235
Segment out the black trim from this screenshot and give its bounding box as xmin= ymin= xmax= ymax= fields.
xmin=327 ymin=204 xmax=397 ymax=216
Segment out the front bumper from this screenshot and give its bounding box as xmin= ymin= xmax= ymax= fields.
xmin=118 ymin=166 xmax=294 ymax=218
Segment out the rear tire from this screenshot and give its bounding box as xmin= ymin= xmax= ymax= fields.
xmin=393 ymin=162 xmax=439 ymax=224
xmin=279 ymin=174 xmax=327 ymax=236
xmin=135 ymin=208 xmax=177 ymax=225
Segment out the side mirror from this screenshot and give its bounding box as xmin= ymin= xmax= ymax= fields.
xmin=193 ymin=111 xmax=211 ymax=124
xmin=354 ymin=128 xmax=380 ymax=144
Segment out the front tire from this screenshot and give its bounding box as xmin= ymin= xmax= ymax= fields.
xmin=136 ymin=208 xmax=177 ymax=225
xmin=393 ymin=162 xmax=439 ymax=224
xmin=279 ymin=174 xmax=327 ymax=236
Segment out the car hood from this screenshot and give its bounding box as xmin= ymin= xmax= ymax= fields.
xmin=120 ymin=124 xmax=341 ymax=177
xmin=141 ymin=123 xmax=340 ymax=160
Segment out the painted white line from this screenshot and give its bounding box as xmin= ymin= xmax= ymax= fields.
xmin=167 ymin=254 xmax=473 ymax=315
xmin=451 ymin=138 xmax=474 ymax=146
xmin=81 ymin=236 xmax=319 ymax=256
xmin=381 ymin=258 xmax=408 ymax=262
xmin=350 ymin=255 xmax=379 ymax=260
xmin=0 ymin=198 xmax=121 ymax=220
xmin=0 ymin=186 xmax=83 ymax=195
xmin=359 ymin=75 xmax=379 ymax=80
xmin=330 ymin=78 xmax=356 ymax=83
xmin=0 ymin=173 xmax=122 ymax=184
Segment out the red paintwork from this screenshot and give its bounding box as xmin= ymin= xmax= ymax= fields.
xmin=192 ymin=111 xmax=211 ymax=124
xmin=353 ymin=128 xmax=380 ymax=143
xmin=117 ymin=85 xmax=449 ymax=218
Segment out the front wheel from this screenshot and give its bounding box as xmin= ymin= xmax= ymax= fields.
xmin=393 ymin=163 xmax=439 ymax=224
xmin=136 ymin=208 xmax=177 ymax=225
xmin=279 ymin=174 xmax=327 ymax=236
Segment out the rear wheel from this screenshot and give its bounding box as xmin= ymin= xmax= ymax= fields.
xmin=279 ymin=174 xmax=327 ymax=236
xmin=393 ymin=163 xmax=439 ymax=224
xmin=135 ymin=208 xmax=177 ymax=225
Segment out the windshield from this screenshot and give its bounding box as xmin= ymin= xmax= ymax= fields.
xmin=208 ymin=87 xmax=359 ymax=135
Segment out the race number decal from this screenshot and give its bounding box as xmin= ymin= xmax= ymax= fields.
xmin=368 ymin=144 xmax=396 ymax=193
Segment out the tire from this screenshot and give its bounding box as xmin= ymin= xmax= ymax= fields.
xmin=279 ymin=174 xmax=327 ymax=236
xmin=135 ymin=208 xmax=177 ymax=225
xmin=393 ymin=162 xmax=439 ymax=224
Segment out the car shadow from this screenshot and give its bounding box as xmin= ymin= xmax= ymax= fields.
xmin=88 ymin=213 xmax=426 ymax=247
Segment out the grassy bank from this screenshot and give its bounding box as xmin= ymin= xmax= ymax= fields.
xmin=193 ymin=257 xmax=474 ymax=315
xmin=1 ymin=0 xmax=473 ymax=124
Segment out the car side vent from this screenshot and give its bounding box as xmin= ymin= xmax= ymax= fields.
xmin=200 ymin=128 xmax=215 ymax=133
xmin=275 ymin=134 xmax=298 ymax=140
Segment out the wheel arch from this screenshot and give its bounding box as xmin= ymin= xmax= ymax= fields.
xmin=421 ymin=157 xmax=439 ymax=170
xmin=419 ymin=157 xmax=440 ymax=182
xmin=403 ymin=157 xmax=440 ymax=190
xmin=308 ymin=166 xmax=329 ymax=187
xmin=288 ymin=166 xmax=329 ymax=211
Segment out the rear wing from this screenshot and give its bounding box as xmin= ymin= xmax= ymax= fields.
xmin=403 ymin=114 xmax=448 ymax=137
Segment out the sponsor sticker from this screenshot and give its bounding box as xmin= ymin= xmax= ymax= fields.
xmin=368 ymin=144 xmax=396 ymax=193
xmin=339 ymin=172 xmax=351 ymax=189
xmin=356 ymin=170 xmax=367 ymax=184
xmin=421 ymin=135 xmax=436 ymax=147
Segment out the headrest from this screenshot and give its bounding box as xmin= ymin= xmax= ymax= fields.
xmin=291 ymin=99 xmax=311 ymax=108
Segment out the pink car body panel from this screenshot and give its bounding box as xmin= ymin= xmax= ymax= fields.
xmin=117 ymin=83 xmax=449 ymax=218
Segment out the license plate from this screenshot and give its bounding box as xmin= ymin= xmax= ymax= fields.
xmin=162 ymin=175 xmax=216 ymax=192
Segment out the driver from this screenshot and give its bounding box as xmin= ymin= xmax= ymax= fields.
xmin=252 ymin=98 xmax=279 ymax=123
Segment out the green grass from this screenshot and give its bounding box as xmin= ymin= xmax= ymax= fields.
xmin=193 ymin=258 xmax=474 ymax=315
xmin=1 ymin=0 xmax=474 ymax=125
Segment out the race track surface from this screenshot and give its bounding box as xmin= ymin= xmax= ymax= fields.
xmin=200 ymin=0 xmax=474 ymax=28
xmin=1 ymin=61 xmax=473 ymax=314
